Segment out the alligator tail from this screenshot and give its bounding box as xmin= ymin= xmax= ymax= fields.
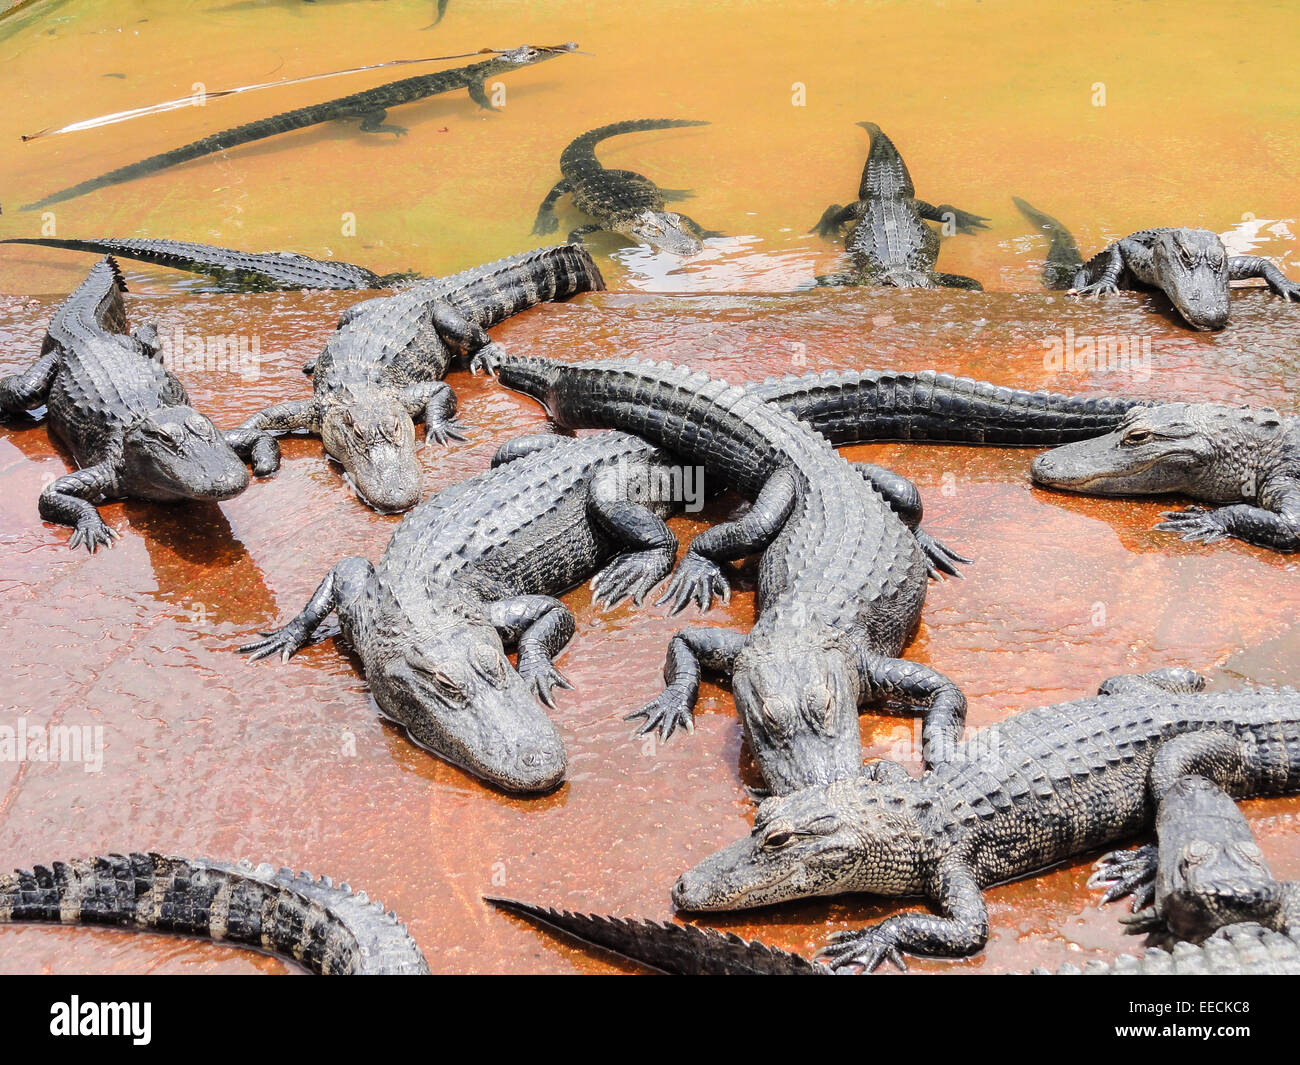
xmin=751 ymin=369 xmax=1151 ymax=448
xmin=558 ymin=118 xmax=709 ymax=179
xmin=0 ymin=853 xmax=430 ymax=974
xmin=855 ymin=121 xmax=916 ymax=201
xmin=486 ymin=896 xmax=829 ymax=975
xmin=434 ymin=244 xmax=606 ymax=329
xmin=1013 ymin=196 xmax=1085 ymax=289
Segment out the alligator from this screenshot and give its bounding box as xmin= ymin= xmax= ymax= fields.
xmin=473 ymin=352 xmax=978 ymax=795
xmin=2 ymin=236 xmax=413 ymax=291
xmin=0 ymin=852 xmax=429 ymax=974
xmin=1043 ymin=923 xmax=1300 ymax=975
xmin=1031 ymin=402 xmax=1300 ymax=553
xmin=671 ymin=669 xmax=1300 ymax=971
xmin=810 ymin=122 xmax=987 ymax=289
xmin=0 ymin=256 xmax=278 ymax=550
xmin=20 ymin=44 xmax=577 ymax=211
xmin=532 ymin=119 xmax=717 ymax=255
xmin=239 ymin=244 xmax=605 ymax=514
xmin=1013 ymin=198 xmax=1300 ymax=330
xmin=1091 ymin=774 xmax=1300 ymax=943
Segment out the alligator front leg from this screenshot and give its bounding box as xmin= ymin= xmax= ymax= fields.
xmin=428 ymin=301 xmax=504 ymax=368
xmin=467 ymin=79 xmax=500 ymax=113
xmin=399 ymin=380 xmax=469 ymax=446
xmin=1089 ymin=843 xmax=1160 ymax=909
xmin=221 ymin=427 xmax=281 ymax=476
xmin=851 ymin=463 xmax=971 ymax=580
xmin=914 ymin=200 xmax=990 ymax=235
xmin=532 ymin=178 xmax=573 ymax=236
xmin=357 ymin=109 xmax=407 ymax=137
xmin=239 ymin=556 xmax=374 ymax=662
xmin=0 ymin=349 xmax=60 ymax=414
xmin=810 ymin=200 xmax=865 ymax=239
xmin=39 ymin=462 xmax=120 ymax=552
xmin=1073 ymin=239 xmax=1146 ymax=296
xmin=855 ymin=650 xmax=967 ymax=768
xmin=566 ymin=224 xmax=605 ymax=245
xmin=657 ymin=468 xmax=797 ymax=614
xmin=241 ymin=398 xmax=320 ymax=437
xmin=587 ymin=465 xmax=680 ymax=609
xmin=628 ymin=627 xmax=746 ymax=742
xmin=490 ymin=596 xmax=576 ymax=707
xmin=678 ymin=214 xmax=724 ymax=240
xmin=1229 ymin=256 xmax=1300 ymax=301
xmin=1097 ymin=667 xmax=1207 ymax=697
xmin=1155 ymin=479 xmax=1300 ymax=552
xmin=816 ymin=859 xmax=989 ymax=972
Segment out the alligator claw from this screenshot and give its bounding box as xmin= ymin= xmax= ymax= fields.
xmin=238 ymin=623 xmax=310 ymax=663
xmin=1070 ymin=279 xmax=1121 ymax=298
xmin=626 ymin=686 xmax=695 ymax=743
xmin=814 ymin=927 xmax=907 ymax=973
xmin=68 ymin=516 xmax=118 ymax=553
xmin=518 ymin=655 xmax=573 ymax=708
xmin=654 ymin=553 xmax=729 ymax=615
xmin=1088 ymin=843 xmax=1158 ymax=908
xmin=913 ymin=528 xmax=972 ymax=581
xmin=1268 ymin=278 xmax=1300 ymax=302
xmin=934 ymin=205 xmax=990 ymax=235
xmin=470 ymin=348 xmax=500 ymax=377
xmin=1154 ymin=507 xmax=1230 ymax=544
xmin=424 ymin=419 xmax=471 ymax=448
xmin=590 ymin=551 xmax=672 ymax=610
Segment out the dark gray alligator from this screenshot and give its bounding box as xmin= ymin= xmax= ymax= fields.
xmin=21 ymin=45 xmax=577 ymax=210
xmin=532 ymin=119 xmax=717 ymax=254
xmin=1044 ymin=923 xmax=1300 ymax=975
xmin=672 ymin=669 xmax=1300 ymax=971
xmin=0 ymin=852 xmax=429 ymax=974
xmin=811 ymin=122 xmax=987 ymax=289
xmin=1031 ymin=402 xmax=1300 ymax=553
xmin=1091 ymin=774 xmax=1300 ymax=942
xmin=239 ymin=244 xmax=605 ymax=514
xmin=2 ymin=236 xmax=412 ymax=291
xmin=0 ymin=256 xmax=278 ymax=550
xmin=474 ymin=352 xmax=973 ymax=796
xmin=1013 ymin=198 xmax=1300 ymax=330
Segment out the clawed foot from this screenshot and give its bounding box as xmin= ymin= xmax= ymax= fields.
xmin=470 ymin=348 xmax=501 ymax=377
xmin=814 ymin=927 xmax=906 ymax=973
xmin=517 ymin=653 xmax=573 ymax=709
xmin=1088 ymin=843 xmax=1158 ymax=908
xmin=68 ymin=515 xmax=119 ymax=553
xmin=1071 ymin=279 xmax=1120 ymax=298
xmin=625 ymin=685 xmax=695 ymax=742
xmin=423 ymin=419 xmax=470 ymax=448
xmin=590 ymin=550 xmax=672 ymax=610
xmin=935 ymin=205 xmax=991 ymax=235
xmin=239 ymin=622 xmax=312 ymax=663
xmin=531 ymin=216 xmax=560 ymax=237
xmin=1154 ymin=506 xmax=1230 ymax=544
xmin=913 ymin=528 xmax=972 ymax=581
xmin=654 ymin=552 xmax=730 ymax=615
xmin=249 ymin=433 xmax=281 ymax=476
xmin=1268 ymin=278 xmax=1300 ymax=302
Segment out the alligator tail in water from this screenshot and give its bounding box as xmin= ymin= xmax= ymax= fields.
xmin=1012 ymin=196 xmax=1083 ymax=290
xmin=21 ymin=45 xmax=575 ymax=210
xmin=0 ymin=853 xmax=430 ymax=974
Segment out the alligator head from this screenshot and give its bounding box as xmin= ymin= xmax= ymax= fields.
xmin=120 ymin=405 xmax=249 ymax=502
xmin=731 ymin=638 xmax=864 ymax=795
xmin=619 ymin=209 xmax=703 ymax=255
xmin=1032 ymin=402 xmax=1287 ymax=503
xmin=673 ymin=769 xmax=926 ymax=910
xmin=357 ymin=599 xmax=566 ymax=794
xmin=320 ymin=398 xmax=421 ymax=513
xmin=1151 ymin=228 xmax=1230 ymax=331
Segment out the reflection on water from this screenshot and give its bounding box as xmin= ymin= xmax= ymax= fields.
xmin=0 ymin=0 xmax=1297 ymax=975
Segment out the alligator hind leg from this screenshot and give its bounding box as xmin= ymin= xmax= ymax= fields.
xmin=222 ymin=427 xmax=281 ymax=476
xmin=915 ymin=200 xmax=990 ymax=235
xmin=532 ymin=178 xmax=573 ymax=236
xmin=428 ymin=301 xmax=501 ymax=364
xmin=490 ymin=596 xmax=576 ymax=707
xmin=1229 ymin=256 xmax=1300 ymax=301
xmin=1072 ymin=240 xmax=1145 ymax=297
xmin=39 ymin=463 xmax=121 ymax=552
xmin=239 ymin=556 xmax=374 ymax=663
xmin=628 ymin=627 xmax=746 ymax=742
xmin=357 ymin=109 xmax=407 ymax=137
xmin=810 ymin=200 xmax=865 ymax=239
xmin=934 ymin=272 xmax=984 ymax=292
xmin=400 ymin=380 xmax=468 ymax=446
xmin=657 ymin=468 xmax=798 ymax=615
xmin=855 ymin=651 xmax=967 ymax=769
xmin=490 ymin=433 xmax=572 ymax=468
xmin=851 ymin=463 xmax=971 ymax=580
xmin=0 ymin=349 xmax=60 ymax=414
xmin=587 ymin=464 xmax=680 ymax=609
xmin=240 ymin=398 xmax=320 ymax=437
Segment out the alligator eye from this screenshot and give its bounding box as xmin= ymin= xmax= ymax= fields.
xmin=761 ymin=831 xmax=794 ymax=850
xmin=1121 ymin=429 xmax=1152 ymax=446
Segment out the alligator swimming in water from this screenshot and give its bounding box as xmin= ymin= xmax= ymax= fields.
xmin=239 ymin=244 xmax=605 ymax=514
xmin=0 ymin=256 xmax=278 ymax=550
xmin=532 ymin=119 xmax=717 ymax=255
xmin=1031 ymin=401 xmax=1300 ymax=553
xmin=1013 ymin=198 xmax=1300 ymax=330
xmin=0 ymin=852 xmax=429 ymax=974
xmin=474 ymin=353 xmax=972 ymax=795
xmin=2 ymin=236 xmax=413 ymax=291
xmin=672 ymin=669 xmax=1300 ymax=971
xmin=21 ymin=45 xmax=577 ymax=211
xmin=811 ymin=123 xmax=987 ymax=289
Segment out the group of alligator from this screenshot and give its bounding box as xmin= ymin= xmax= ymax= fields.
xmin=3 ymin=40 xmax=1300 ymax=976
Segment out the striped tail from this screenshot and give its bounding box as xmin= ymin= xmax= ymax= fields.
xmin=0 ymin=853 xmax=429 ymax=975
xmin=558 ymin=118 xmax=709 ymax=180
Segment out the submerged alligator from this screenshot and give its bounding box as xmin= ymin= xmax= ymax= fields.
xmin=811 ymin=122 xmax=987 ymax=289
xmin=1014 ymin=197 xmax=1300 ymax=330
xmin=21 ymin=45 xmax=577 ymax=211
xmin=0 ymin=256 xmax=278 ymax=550
xmin=1032 ymin=402 xmax=1300 ymax=553
xmin=671 ymin=669 xmax=1300 ymax=971
xmin=532 ymin=119 xmax=717 ymax=254
xmin=2 ymin=236 xmax=413 ymax=291
xmin=239 ymin=244 xmax=605 ymax=514
xmin=0 ymin=852 xmax=429 ymax=974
